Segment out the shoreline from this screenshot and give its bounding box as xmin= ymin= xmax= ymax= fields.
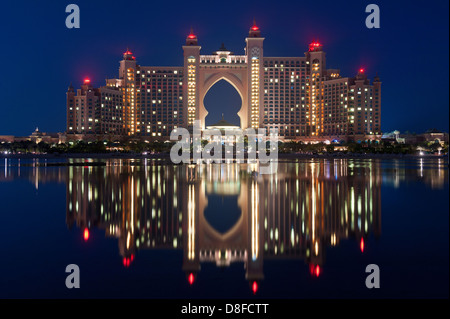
xmin=0 ymin=152 xmax=447 ymax=161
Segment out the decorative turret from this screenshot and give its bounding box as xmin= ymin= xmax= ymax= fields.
xmin=186 ymin=27 xmax=198 ymax=46
xmin=81 ymin=78 xmax=93 ymax=91
xmin=123 ymin=49 xmax=135 ymax=61
xmin=373 ymin=72 xmax=381 ymax=83
xmin=183 ymin=27 xmax=201 ymax=129
xmin=356 ymin=68 xmax=367 ymax=81
xmin=246 ymin=19 xmax=264 ymax=130
xmin=249 ymin=19 xmax=261 ymax=38
xmin=309 ymin=41 xmax=323 ymax=52
xmin=213 ymin=43 xmax=233 ymax=55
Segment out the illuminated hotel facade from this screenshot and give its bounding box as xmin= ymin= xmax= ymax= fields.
xmin=67 ymin=23 xmax=381 ymax=142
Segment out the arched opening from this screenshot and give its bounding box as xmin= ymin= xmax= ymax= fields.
xmin=203 ymin=193 xmax=242 ymax=235
xmin=203 ymin=80 xmax=242 ymax=127
xmin=203 ymin=165 xmax=242 ymax=235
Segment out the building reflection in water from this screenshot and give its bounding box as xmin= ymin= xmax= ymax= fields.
xmin=64 ymin=159 xmax=384 ymax=292
xmin=0 ymin=157 xmax=446 ymax=292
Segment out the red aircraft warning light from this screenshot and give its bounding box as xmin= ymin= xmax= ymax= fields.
xmin=83 ymin=228 xmax=89 ymax=241
xmin=315 ymin=265 xmax=321 ymax=277
xmin=187 ymin=27 xmax=196 ymax=39
xmin=123 ymin=257 xmax=133 ymax=267
xmin=310 ymin=264 xmax=321 ymax=277
xmin=188 ymin=273 xmax=195 ymax=285
xmin=252 ymin=281 xmax=258 ymax=294
xmin=309 ymin=41 xmax=322 ymax=51
xmin=83 ymin=78 xmax=91 ymax=84
xmin=251 ymin=18 xmax=259 ymax=31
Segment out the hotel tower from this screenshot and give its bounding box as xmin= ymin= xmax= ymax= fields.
xmin=67 ymin=23 xmax=381 ymax=142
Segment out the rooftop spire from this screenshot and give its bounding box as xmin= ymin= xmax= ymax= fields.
xmin=186 ymin=26 xmax=198 ymax=45
xmin=123 ymin=48 xmax=136 ymax=60
xmin=374 ymin=72 xmax=381 ymax=82
xmin=187 ymin=26 xmax=196 ymax=39
xmin=249 ymin=18 xmax=261 ymax=37
xmin=308 ymin=40 xmax=323 ymax=52
xmin=251 ymin=18 xmax=259 ymax=31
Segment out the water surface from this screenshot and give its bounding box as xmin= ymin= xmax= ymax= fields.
xmin=0 ymin=157 xmax=448 ymax=298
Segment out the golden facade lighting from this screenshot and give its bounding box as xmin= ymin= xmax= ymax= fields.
xmin=188 ymin=184 xmax=195 ymax=260
xmin=251 ymin=57 xmax=260 ymax=129
xmin=187 ymin=58 xmax=196 ymax=126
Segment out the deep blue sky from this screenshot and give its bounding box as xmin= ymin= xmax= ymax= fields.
xmin=0 ymin=0 xmax=448 ymax=135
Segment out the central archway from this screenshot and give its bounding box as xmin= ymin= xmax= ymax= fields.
xmin=204 ymin=80 xmax=242 ymax=127
xmin=198 ymin=69 xmax=249 ymax=130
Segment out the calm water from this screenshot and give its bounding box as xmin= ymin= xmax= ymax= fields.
xmin=0 ymin=157 xmax=448 ymax=298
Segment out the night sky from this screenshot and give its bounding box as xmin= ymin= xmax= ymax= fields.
xmin=0 ymin=0 xmax=448 ymax=135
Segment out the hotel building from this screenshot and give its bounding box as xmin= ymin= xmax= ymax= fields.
xmin=67 ymin=23 xmax=381 ymax=142
xmin=66 ymin=79 xmax=124 ymax=137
